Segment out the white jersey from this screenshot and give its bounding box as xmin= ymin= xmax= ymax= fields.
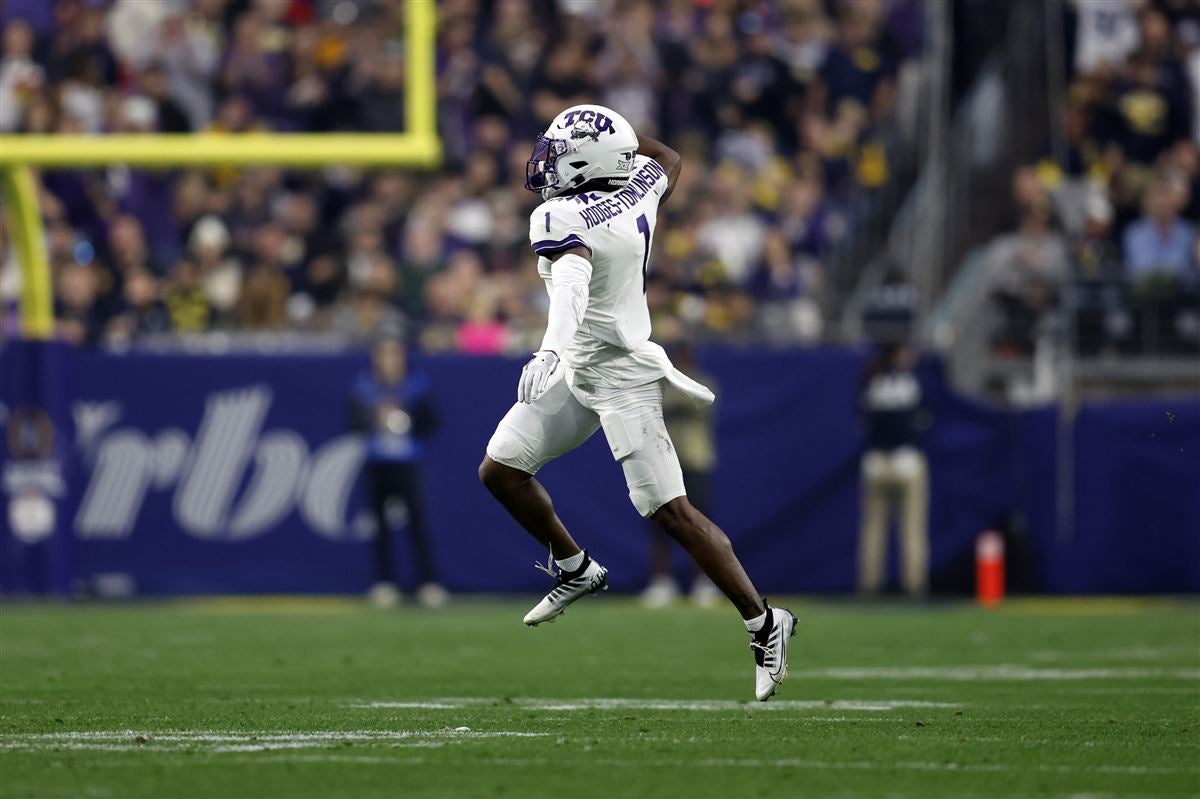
xmin=528 ymin=155 xmax=669 ymax=389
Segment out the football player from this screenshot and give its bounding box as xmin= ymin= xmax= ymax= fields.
xmin=478 ymin=105 xmax=795 ymax=701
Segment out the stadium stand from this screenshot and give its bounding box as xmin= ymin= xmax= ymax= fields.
xmin=0 ymin=0 xmax=927 ymax=350
xmin=986 ymin=3 xmax=1199 ymax=364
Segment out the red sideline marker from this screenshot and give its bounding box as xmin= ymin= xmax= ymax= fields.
xmin=976 ymin=531 xmax=1005 ymax=607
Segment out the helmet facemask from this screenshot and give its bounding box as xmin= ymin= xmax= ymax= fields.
xmin=525 ymin=133 xmax=609 ymax=200
xmin=525 ymin=134 xmax=571 ymax=198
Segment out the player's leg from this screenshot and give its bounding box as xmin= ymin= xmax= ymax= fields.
xmin=652 ymin=496 xmax=765 ymax=617
xmin=478 ymin=458 xmax=582 ymax=559
xmin=588 ymin=382 xmax=761 ymax=618
xmin=592 ymin=381 xmax=794 ymax=700
xmin=653 ymin=497 xmax=799 ymax=702
xmin=479 ymin=372 xmax=606 ymax=625
xmin=641 ymin=525 xmax=679 ymax=608
xmin=680 ymin=468 xmax=721 ymax=605
xmin=641 ymin=471 xmax=712 ymax=607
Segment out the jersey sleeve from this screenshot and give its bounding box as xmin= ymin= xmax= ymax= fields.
xmin=529 ymin=201 xmax=593 ymax=258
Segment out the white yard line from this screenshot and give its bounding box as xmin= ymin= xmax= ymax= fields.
xmin=0 ymin=729 xmax=548 ymax=754
xmin=350 ymin=699 xmax=496 ymax=710
xmin=207 ymin=741 xmax=451 ymax=753
xmin=348 ymin=697 xmax=962 ymax=712
xmin=6 ymin=732 xmax=1195 ymax=777
xmin=786 ymin=666 xmax=1200 ymax=681
xmin=203 ymin=753 xmax=1198 ymax=777
xmin=3 ymin=730 xmax=548 ymax=741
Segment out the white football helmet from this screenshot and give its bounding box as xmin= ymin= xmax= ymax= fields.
xmin=525 ymin=104 xmax=639 ymax=200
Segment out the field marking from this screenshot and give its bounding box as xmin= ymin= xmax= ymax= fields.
xmin=0 ymin=741 xmax=453 ymax=753
xmin=3 ymin=730 xmax=549 ymax=741
xmin=786 ymin=666 xmax=1200 ymax=681
xmin=0 ymin=729 xmax=548 ymax=754
xmin=204 ymin=753 xmax=1198 ymax=777
xmin=211 ymin=741 xmax=451 ymax=753
xmin=348 ymin=697 xmax=962 ymax=712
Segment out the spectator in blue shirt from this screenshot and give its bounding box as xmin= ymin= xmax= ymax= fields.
xmin=1123 ymin=180 xmax=1197 ymax=286
xmin=348 ymin=336 xmax=445 ymax=607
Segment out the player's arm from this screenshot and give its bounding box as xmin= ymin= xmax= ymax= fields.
xmin=635 ymin=133 xmax=681 ymax=204
xmin=519 ymin=246 xmax=592 ymax=404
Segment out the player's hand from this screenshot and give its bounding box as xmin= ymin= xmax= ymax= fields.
xmin=518 ymin=350 xmax=560 ymax=404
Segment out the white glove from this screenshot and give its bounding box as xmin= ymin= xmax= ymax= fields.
xmin=518 ymin=350 xmax=560 ymax=404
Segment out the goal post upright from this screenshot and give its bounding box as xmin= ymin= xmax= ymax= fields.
xmin=0 ymin=0 xmax=440 ymax=339
xmin=0 ymin=166 xmax=53 ymax=338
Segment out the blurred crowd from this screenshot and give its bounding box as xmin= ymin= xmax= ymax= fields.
xmin=0 ymin=0 xmax=925 ymax=350
xmin=987 ymin=0 xmax=1199 ymax=358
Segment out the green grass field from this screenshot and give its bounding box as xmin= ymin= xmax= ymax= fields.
xmin=2 ymin=597 xmax=1198 ymax=799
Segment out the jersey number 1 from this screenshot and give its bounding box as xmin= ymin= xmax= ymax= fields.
xmin=636 ymin=213 xmax=651 ymax=294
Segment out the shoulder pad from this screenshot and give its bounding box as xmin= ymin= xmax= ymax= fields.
xmin=529 ymin=200 xmax=593 ymax=257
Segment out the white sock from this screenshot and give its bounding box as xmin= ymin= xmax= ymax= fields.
xmin=744 ymin=609 xmax=769 ymax=633
xmin=555 ymin=551 xmax=585 ymax=573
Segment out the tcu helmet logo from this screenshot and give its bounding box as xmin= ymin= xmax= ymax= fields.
xmin=560 ymin=108 xmax=614 ymax=137
xmin=571 ymin=121 xmax=600 ymax=142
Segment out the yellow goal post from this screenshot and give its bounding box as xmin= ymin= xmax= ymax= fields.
xmin=0 ymin=0 xmax=440 ymax=340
